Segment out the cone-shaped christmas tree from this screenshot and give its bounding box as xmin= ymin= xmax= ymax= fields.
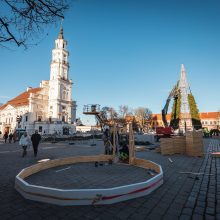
xmin=170 ymin=64 xmax=202 ymax=131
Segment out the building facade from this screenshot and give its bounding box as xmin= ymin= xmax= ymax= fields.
xmin=152 ymin=112 xmax=220 ymax=131
xmin=0 ymin=27 xmax=77 ymax=135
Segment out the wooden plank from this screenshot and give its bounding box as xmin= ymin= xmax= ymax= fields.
xmin=133 ymin=158 xmax=161 ymax=173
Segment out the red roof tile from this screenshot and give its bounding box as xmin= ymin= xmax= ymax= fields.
xmin=199 ymin=112 xmax=219 ymax=119
xmin=152 ymin=114 xmax=171 ymax=120
xmin=0 ymin=88 xmax=42 ymax=110
xmin=152 ymin=112 xmax=219 ymax=121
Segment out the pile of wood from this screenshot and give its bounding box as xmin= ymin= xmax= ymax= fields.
xmin=173 ymin=136 xmax=186 ymax=154
xmin=160 ymin=131 xmax=203 ymax=157
xmin=160 ymin=138 xmax=175 ymax=155
xmin=185 ymin=131 xmax=203 ymax=157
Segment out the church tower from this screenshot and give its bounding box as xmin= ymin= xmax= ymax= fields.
xmin=48 ymin=25 xmax=76 ymax=124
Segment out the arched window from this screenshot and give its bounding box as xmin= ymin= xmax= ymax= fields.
xmin=38 ymin=116 xmax=42 ymax=122
xmin=62 ymin=115 xmax=65 ymax=122
xmin=37 ymin=111 xmax=43 ymax=122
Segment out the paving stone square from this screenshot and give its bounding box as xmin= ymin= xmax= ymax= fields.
xmin=0 ymin=137 xmax=219 ymax=219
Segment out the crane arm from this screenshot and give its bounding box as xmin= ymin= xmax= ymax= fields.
xmin=162 ymin=85 xmax=179 ymax=127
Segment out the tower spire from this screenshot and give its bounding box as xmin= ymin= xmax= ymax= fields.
xmin=58 ymin=19 xmax=64 ymax=39
xmin=178 ymin=64 xmax=192 ymax=131
xmin=180 ymin=64 xmax=186 ymax=82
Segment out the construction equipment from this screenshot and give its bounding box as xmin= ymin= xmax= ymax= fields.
xmin=83 ymin=104 xmax=107 ymax=128
xmin=83 ymin=104 xmax=129 ymax=130
xmin=83 ymin=104 xmax=118 ymax=156
xmin=162 ymin=84 xmax=179 ymax=127
xmin=83 ymin=104 xmax=135 ymax=160
xmin=156 ymin=84 xmax=179 ymax=140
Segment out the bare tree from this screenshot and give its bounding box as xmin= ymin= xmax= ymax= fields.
xmin=102 ymin=107 xmax=118 ymax=121
xmin=118 ymin=105 xmax=129 ymax=118
xmin=0 ymin=0 xmax=69 ymax=48
xmin=134 ymin=107 xmax=152 ymax=133
xmin=97 ymin=106 xmax=118 ymax=125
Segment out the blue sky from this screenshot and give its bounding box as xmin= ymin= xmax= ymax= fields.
xmin=0 ymin=0 xmax=220 ymax=124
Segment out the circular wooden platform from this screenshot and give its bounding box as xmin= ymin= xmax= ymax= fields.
xmin=15 ymin=155 xmax=163 ymax=206
xmin=25 ymin=162 xmax=152 ymax=189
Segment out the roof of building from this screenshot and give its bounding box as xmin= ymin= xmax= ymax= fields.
xmin=199 ymin=112 xmax=220 ymax=119
xmin=0 ymin=88 xmax=42 ymax=111
xmin=152 ymin=112 xmax=219 ymax=121
xmin=152 ymin=114 xmax=171 ymax=120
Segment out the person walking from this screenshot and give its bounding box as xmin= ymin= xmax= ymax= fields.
xmin=19 ymin=132 xmax=31 ymax=157
xmin=3 ymin=132 xmax=8 ymax=143
xmin=13 ymin=132 xmax=17 ymax=143
xmin=31 ymin=130 xmax=41 ymax=157
xmin=9 ymin=133 xmax=13 ymax=143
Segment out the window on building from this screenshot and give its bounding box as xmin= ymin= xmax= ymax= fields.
xmin=210 ymin=121 xmax=212 ymax=125
xmin=50 ymin=106 xmax=53 ymax=109
xmin=39 ymin=126 xmax=42 ymax=132
xmin=38 ymin=116 xmax=42 ymax=122
xmin=25 ymin=116 xmax=28 ymax=122
xmin=202 ymin=121 xmax=204 ymax=125
xmin=214 ymin=121 xmax=217 ymax=125
xmin=205 ymin=121 xmax=207 ymax=125
xmin=11 ymin=117 xmax=13 ymax=122
xmin=49 ymin=117 xmax=52 ymax=123
xmin=62 ymin=116 xmax=65 ymax=122
xmin=63 ymin=91 xmax=66 ymax=100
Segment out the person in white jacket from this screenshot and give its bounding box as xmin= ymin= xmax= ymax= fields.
xmin=19 ymin=132 xmax=31 ymax=157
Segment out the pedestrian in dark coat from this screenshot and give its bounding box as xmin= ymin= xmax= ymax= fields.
xmin=31 ymin=130 xmax=41 ymax=157
xmin=9 ymin=133 xmax=13 ymax=143
xmin=3 ymin=132 xmax=8 ymax=143
xmin=13 ymin=132 xmax=17 ymax=143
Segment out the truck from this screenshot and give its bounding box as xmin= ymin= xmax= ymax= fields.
xmin=155 ymin=126 xmax=173 ymax=141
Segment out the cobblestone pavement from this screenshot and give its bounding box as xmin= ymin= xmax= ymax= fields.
xmin=26 ymin=162 xmax=152 ymax=189
xmin=0 ymin=138 xmax=219 ymax=220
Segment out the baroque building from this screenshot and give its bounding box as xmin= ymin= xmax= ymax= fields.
xmin=0 ymin=27 xmax=77 ymax=135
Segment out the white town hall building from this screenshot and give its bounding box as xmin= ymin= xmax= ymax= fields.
xmin=0 ymin=27 xmax=77 ymax=135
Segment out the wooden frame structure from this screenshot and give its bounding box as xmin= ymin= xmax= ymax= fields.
xmin=15 ymin=122 xmax=163 ymax=206
xmin=15 ymin=155 xmax=163 ymax=206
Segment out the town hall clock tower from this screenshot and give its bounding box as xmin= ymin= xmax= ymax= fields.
xmin=48 ymin=26 xmax=76 ymax=123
